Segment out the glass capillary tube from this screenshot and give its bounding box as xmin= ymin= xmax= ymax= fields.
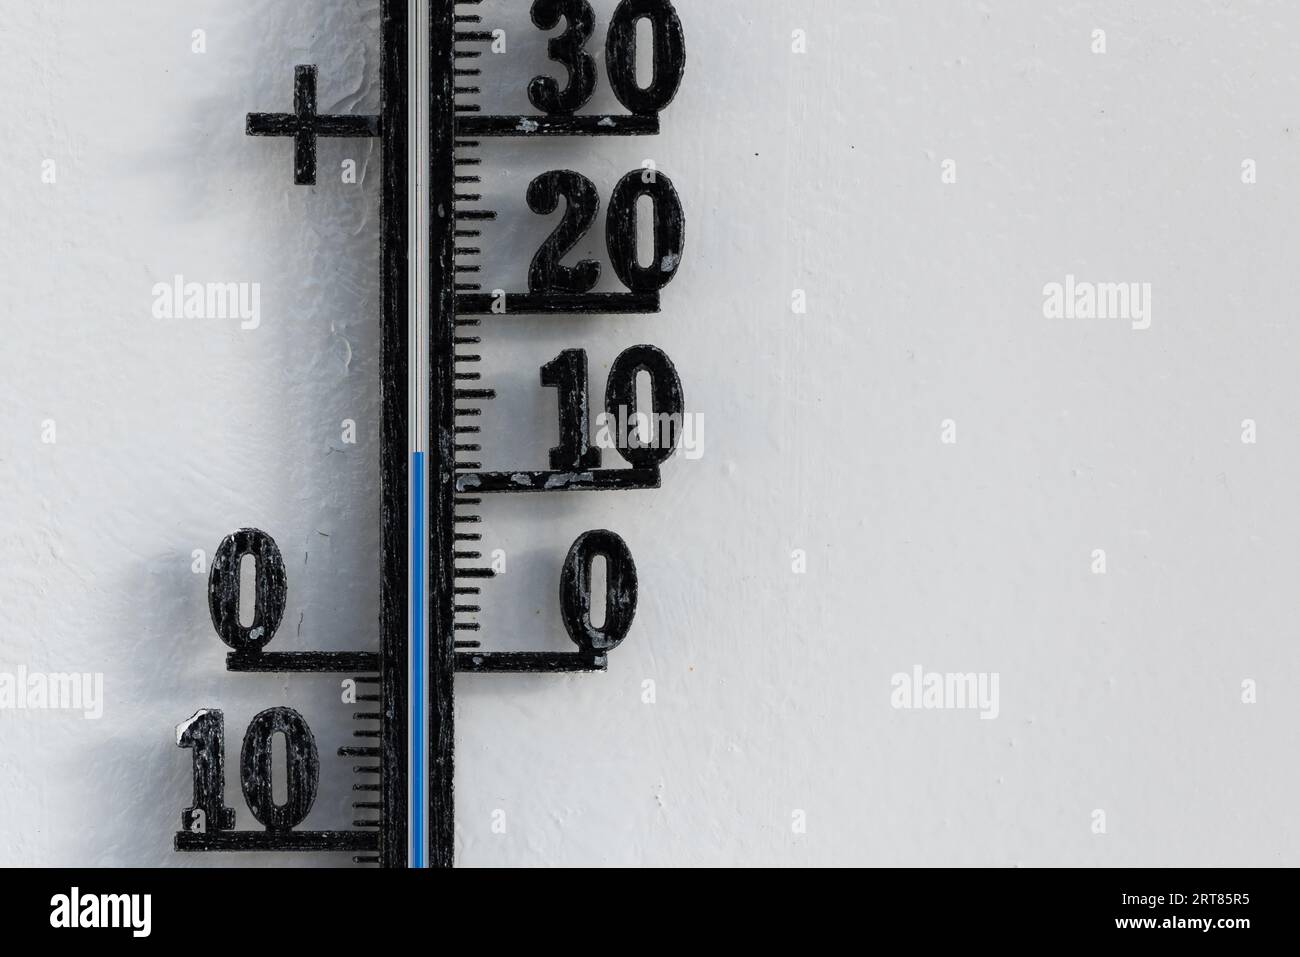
xmin=408 ymin=0 xmax=430 ymax=869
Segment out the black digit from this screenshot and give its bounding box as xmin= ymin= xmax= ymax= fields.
xmin=606 ymin=0 xmax=686 ymax=115
xmin=560 ymin=530 xmax=638 ymax=657
xmin=240 ymin=707 xmax=319 ymax=832
xmin=528 ymin=0 xmax=598 ymax=115
xmin=208 ymin=528 xmax=286 ymax=652
xmin=605 ymin=344 xmax=684 ymax=468
xmin=541 ymin=349 xmax=603 ymax=471
xmin=606 ymin=169 xmax=684 ymax=292
xmin=528 ymin=170 xmax=602 ymax=294
xmin=177 ymin=709 xmax=236 ymax=833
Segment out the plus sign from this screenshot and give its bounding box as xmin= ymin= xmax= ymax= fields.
xmin=247 ymin=65 xmax=380 ymax=186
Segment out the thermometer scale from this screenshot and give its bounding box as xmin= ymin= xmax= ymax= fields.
xmin=173 ymin=0 xmax=686 ymax=868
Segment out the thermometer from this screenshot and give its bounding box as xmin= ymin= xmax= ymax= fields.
xmin=175 ymin=0 xmax=686 ymax=868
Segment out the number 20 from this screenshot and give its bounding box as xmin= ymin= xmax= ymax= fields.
xmin=529 ymin=169 xmax=685 ymax=295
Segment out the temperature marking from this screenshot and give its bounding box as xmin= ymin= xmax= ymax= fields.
xmin=174 ymin=0 xmax=687 ymax=869
xmin=246 ymin=66 xmax=381 ymax=185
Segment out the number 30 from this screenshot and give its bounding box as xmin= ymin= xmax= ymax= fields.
xmin=529 ymin=0 xmax=686 ymax=116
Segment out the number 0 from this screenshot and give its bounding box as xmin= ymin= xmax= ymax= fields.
xmin=607 ymin=170 xmax=685 ymax=293
xmin=560 ymin=530 xmax=638 ymax=656
xmin=606 ymin=0 xmax=686 ymax=114
xmin=208 ymin=528 xmax=286 ymax=652
xmin=240 ymin=707 xmax=320 ymax=832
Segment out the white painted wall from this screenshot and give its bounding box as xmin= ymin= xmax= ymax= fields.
xmin=2 ymin=0 xmax=1298 ymax=866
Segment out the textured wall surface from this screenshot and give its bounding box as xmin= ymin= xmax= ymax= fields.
xmin=2 ymin=0 xmax=1299 ymax=866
